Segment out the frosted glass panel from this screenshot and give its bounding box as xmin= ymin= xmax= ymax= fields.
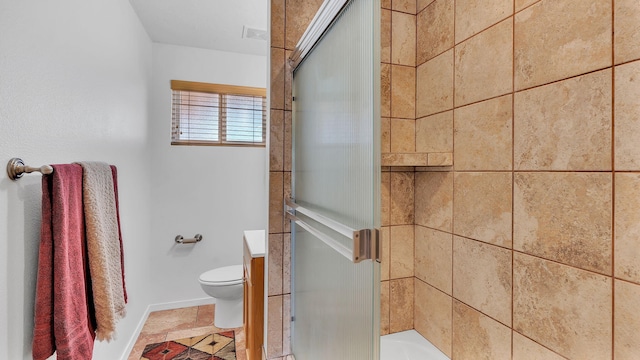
xmin=291 ymin=0 xmax=380 ymax=358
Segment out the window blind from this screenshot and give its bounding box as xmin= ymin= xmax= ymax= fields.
xmin=171 ymin=80 xmax=267 ymax=146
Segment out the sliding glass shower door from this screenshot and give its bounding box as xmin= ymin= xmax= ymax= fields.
xmin=287 ymin=0 xmax=380 ymax=359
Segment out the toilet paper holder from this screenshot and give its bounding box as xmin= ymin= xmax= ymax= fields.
xmin=175 ymin=234 xmax=203 ymax=244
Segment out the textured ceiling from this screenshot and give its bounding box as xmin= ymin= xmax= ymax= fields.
xmin=129 ymin=0 xmax=268 ymax=56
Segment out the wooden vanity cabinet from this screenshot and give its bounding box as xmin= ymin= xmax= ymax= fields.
xmin=243 ymin=239 xmax=264 ymax=360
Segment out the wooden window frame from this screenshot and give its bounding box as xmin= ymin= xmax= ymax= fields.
xmin=171 ymin=80 xmax=267 ymax=147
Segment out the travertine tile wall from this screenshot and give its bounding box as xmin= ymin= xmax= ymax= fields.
xmin=413 ymin=0 xmax=640 ymax=359
xmin=268 ymin=0 xmax=324 ymax=359
xmin=380 ymin=0 xmax=419 ymax=337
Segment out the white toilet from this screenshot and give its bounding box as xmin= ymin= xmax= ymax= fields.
xmin=199 ymin=264 xmax=244 ymax=329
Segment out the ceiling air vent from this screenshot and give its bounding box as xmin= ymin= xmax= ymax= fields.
xmin=243 ymin=26 xmax=267 ymax=41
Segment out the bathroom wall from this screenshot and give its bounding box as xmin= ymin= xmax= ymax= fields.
xmin=267 ymin=0 xmax=324 ymax=358
xmin=379 ymin=0 xmax=418 ymax=337
xmin=0 ymin=0 xmax=154 ymax=359
xmin=147 ymin=42 xmax=268 ymax=304
xmin=412 ymin=0 xmax=640 ymax=358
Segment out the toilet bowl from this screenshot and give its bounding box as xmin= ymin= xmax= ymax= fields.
xmin=199 ymin=265 xmax=244 ymax=329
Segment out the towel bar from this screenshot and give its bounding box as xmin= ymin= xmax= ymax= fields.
xmin=7 ymin=158 xmax=53 ymax=180
xmin=175 ymin=234 xmax=203 ymax=244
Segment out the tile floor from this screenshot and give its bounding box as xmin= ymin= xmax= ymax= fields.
xmin=127 ymin=304 xmax=246 ymax=360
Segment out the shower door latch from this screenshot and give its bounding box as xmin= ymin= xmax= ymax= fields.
xmin=353 ymin=228 xmax=380 ymax=263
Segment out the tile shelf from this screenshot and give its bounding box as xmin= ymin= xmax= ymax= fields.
xmin=381 ymin=152 xmax=453 ymax=167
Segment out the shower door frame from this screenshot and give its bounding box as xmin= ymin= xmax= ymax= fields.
xmin=287 ymin=0 xmax=381 ymax=358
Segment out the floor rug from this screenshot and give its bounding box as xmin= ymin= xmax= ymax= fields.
xmin=140 ymin=330 xmax=236 ymax=360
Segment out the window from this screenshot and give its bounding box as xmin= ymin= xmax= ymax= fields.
xmin=171 ymin=80 xmax=266 ymax=146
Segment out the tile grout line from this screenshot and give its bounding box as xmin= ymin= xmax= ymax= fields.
xmin=610 ymin=1 xmax=616 ymax=358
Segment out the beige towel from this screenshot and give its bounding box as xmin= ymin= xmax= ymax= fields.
xmin=78 ymin=161 xmax=126 ymax=341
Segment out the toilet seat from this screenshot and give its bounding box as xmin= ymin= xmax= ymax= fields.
xmin=199 ymin=265 xmax=244 ymax=286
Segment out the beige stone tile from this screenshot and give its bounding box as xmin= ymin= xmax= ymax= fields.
xmin=165 ymin=325 xmax=217 ymax=341
xmin=454 ymin=95 xmax=512 ymax=171
xmin=416 ymin=0 xmax=454 ymax=65
xmin=415 ymin=171 xmax=453 ymax=232
xmin=512 ymin=332 xmax=565 ymax=360
xmin=382 ymin=0 xmax=392 ymax=10
xmin=141 ymin=307 xmax=198 ymax=335
xmin=513 ymin=172 xmax=612 ymax=274
xmin=415 ymin=279 xmax=452 ymax=357
xmin=392 ymin=11 xmax=416 ymax=66
xmin=194 ymin=305 xmax=214 ymax=327
xmin=390 ymin=171 xmax=415 ymax=225
xmin=615 ymin=0 xmax=640 ymax=64
xmin=383 ymin=153 xmax=428 ymax=166
xmin=284 ymin=111 xmax=292 ymax=172
xmin=615 ymin=280 xmax=640 ymax=359
xmin=282 ymin=294 xmax=291 ymax=354
xmin=417 ymin=0 xmax=435 ymax=13
xmin=415 ymin=226 xmax=452 ymax=293
xmin=615 ymin=173 xmax=640 ymax=283
xmin=428 ymin=152 xmax=453 ymax=166
xmin=513 ymin=253 xmax=612 ymax=360
xmin=381 ymin=117 xmax=391 ymax=154
xmin=285 ymin=49 xmax=293 ymax=111
xmin=381 ymin=172 xmax=391 ymax=226
xmin=270 ymin=109 xmax=284 ymax=172
xmin=453 ymin=172 xmax=512 ymax=247
xmin=514 ymin=69 xmax=612 ymax=171
xmin=381 ymin=63 xmax=391 ymax=118
xmin=417 ymin=50 xmax=454 ymax=118
xmin=283 ymin=233 xmax=291 ymax=294
xmin=393 ymin=0 xmax=417 ymax=14
xmin=416 ymin=111 xmax=453 ymax=153
xmin=453 ymin=300 xmax=511 ymax=360
xmin=380 ymin=226 xmax=390 ymax=281
xmin=390 ymin=225 xmax=414 ymax=278
xmin=615 ymin=60 xmax=640 ymax=170
xmin=271 ymin=47 xmax=285 ymax=110
xmin=455 ymin=0 xmax=513 ymax=43
xmin=455 ymin=18 xmax=512 ymax=107
xmin=285 ymin=0 xmax=324 ymax=50
xmin=391 ymin=65 xmax=416 ymax=119
xmin=269 ymin=171 xmax=284 ymax=234
xmin=515 ymin=0 xmax=538 ymax=12
xmin=381 ymin=9 xmax=391 ymax=64
xmin=267 ymin=296 xmax=283 ymax=358
xmin=268 ymin=234 xmax=283 ymax=296
xmin=381 ymin=280 xmax=390 ymax=335
xmin=271 ymin=0 xmax=285 ymax=48
xmin=283 ymin=172 xmax=291 ymax=233
xmin=391 ymin=118 xmax=416 ymax=153
xmin=390 ymin=278 xmax=414 ymax=332
xmin=453 ymin=236 xmax=512 ymax=325
xmin=514 ymin=0 xmax=611 ymax=90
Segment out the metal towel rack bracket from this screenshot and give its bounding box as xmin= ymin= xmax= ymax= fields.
xmin=285 ymin=198 xmax=379 ymax=263
xmin=7 ymin=158 xmax=53 ymax=180
xmin=175 ymin=234 xmax=203 ymax=244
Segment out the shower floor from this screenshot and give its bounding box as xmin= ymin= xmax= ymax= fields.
xmin=381 ymin=330 xmax=449 ymax=360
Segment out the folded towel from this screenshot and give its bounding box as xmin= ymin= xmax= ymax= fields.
xmin=78 ymin=161 xmax=126 ymax=341
xmin=33 ymin=164 xmax=96 ymax=360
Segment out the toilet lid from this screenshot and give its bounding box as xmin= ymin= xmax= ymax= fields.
xmin=199 ymin=265 xmax=243 ymax=285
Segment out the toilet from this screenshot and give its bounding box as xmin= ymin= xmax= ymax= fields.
xmin=199 ymin=265 xmax=244 ymax=329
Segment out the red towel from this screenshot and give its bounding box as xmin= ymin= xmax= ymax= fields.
xmin=32 ymin=164 xmax=96 ymax=360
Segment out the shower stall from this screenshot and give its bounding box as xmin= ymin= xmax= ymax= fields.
xmin=286 ymin=0 xmax=381 ymax=358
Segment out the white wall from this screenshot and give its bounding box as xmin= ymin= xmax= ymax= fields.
xmin=147 ymin=43 xmax=267 ymax=304
xmin=0 ymin=0 xmax=153 ymax=359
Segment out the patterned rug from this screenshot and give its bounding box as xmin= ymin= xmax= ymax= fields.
xmin=140 ymin=330 xmax=236 ymax=360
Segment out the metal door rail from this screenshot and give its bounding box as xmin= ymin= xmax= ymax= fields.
xmin=285 ymin=198 xmax=379 ymax=263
